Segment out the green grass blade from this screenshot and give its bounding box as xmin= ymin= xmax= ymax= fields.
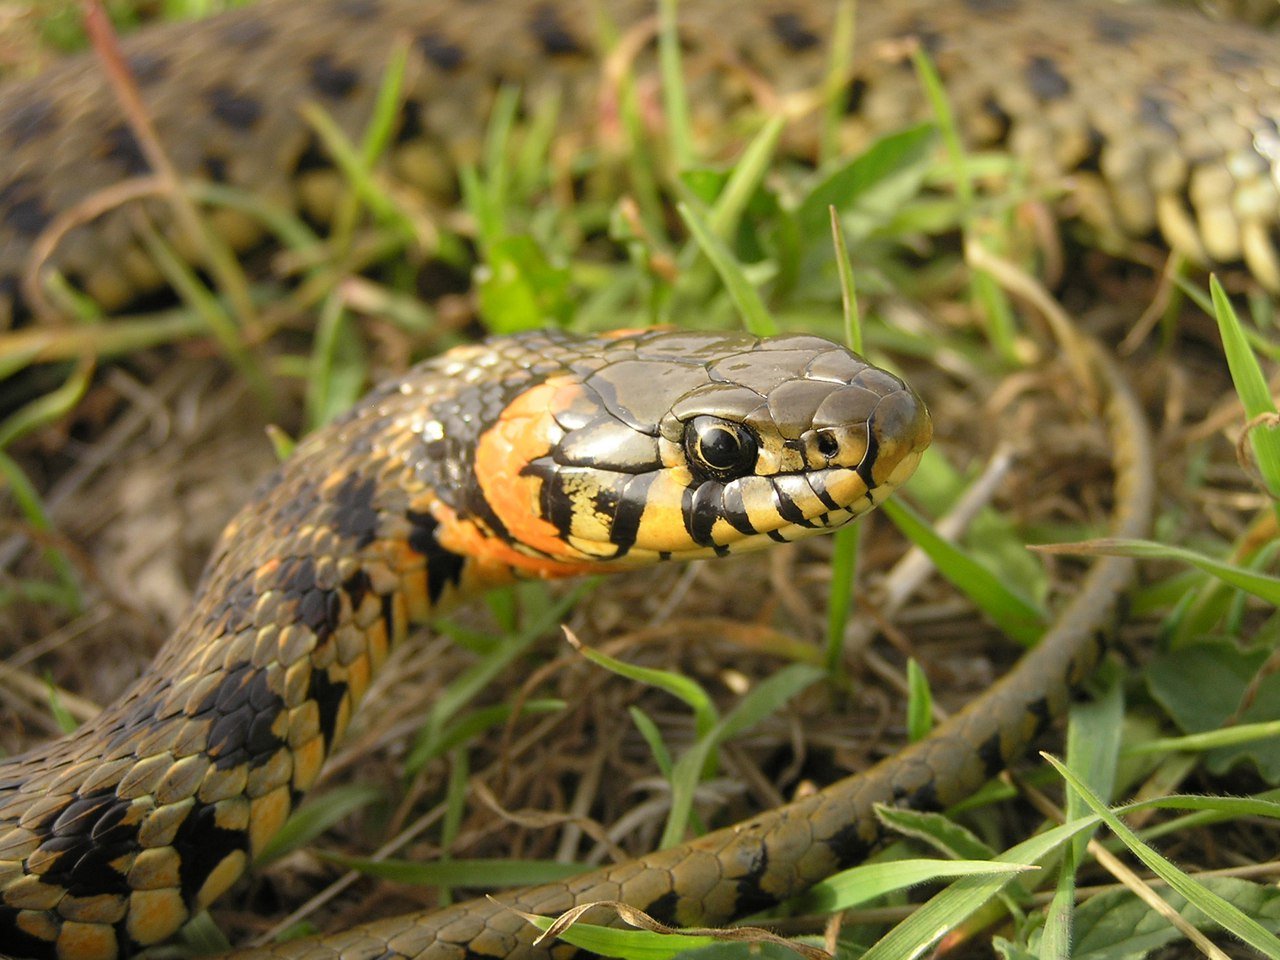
xmin=882 ymin=498 xmax=1045 ymax=645
xmin=677 ymin=200 xmax=776 ymax=336
xmin=1047 ymin=754 xmax=1280 ymax=957
xmin=1038 ymin=538 xmax=1280 ymax=605
xmin=569 ymin=633 xmax=718 ymax=738
xmin=1210 ymin=275 xmax=1280 ymax=501
xmin=859 ymin=816 xmax=1103 ymax=960
xmin=659 ymin=663 xmax=823 ymax=848
xmin=795 ymin=858 xmax=1033 ymax=914
xmin=906 ymin=659 xmax=934 ymax=742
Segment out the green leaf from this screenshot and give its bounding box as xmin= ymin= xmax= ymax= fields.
xmin=476 ymin=234 xmax=573 ymax=333
xmin=677 ymin=200 xmax=776 ymax=337
xmin=882 ymin=498 xmax=1045 ymax=646
xmin=660 ymin=664 xmax=824 ymax=848
xmin=858 ymin=817 xmax=1102 ymax=960
xmin=1071 ymin=878 xmax=1280 ymax=960
xmin=875 ymin=806 xmax=997 ymax=862
xmin=1047 ymin=754 xmax=1280 ymax=958
xmin=515 ymin=915 xmax=725 ymax=960
xmin=572 ymin=638 xmax=717 ymax=739
xmin=1210 ymin=274 xmax=1280 ymax=500
xmin=1145 ymin=638 xmax=1280 ymax=780
xmin=1039 ymin=537 xmax=1280 ymax=606
xmin=794 ymin=858 xmax=1032 ymax=914
xmin=906 ymin=660 xmax=934 ymax=742
xmin=796 ymin=123 xmax=937 ymax=237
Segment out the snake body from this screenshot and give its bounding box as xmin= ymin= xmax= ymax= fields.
xmin=0 ymin=0 xmax=1278 ymax=323
xmin=2 ymin=328 xmax=932 ymax=959
xmin=0 ymin=0 xmax=1203 ymax=956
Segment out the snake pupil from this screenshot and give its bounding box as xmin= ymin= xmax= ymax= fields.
xmin=686 ymin=416 xmax=758 ymax=481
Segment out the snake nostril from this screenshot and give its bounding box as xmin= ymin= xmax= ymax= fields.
xmin=815 ymin=432 xmax=839 ymax=458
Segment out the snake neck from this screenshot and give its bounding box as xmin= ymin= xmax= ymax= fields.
xmin=3 ymin=0 xmax=1280 ymax=323
xmin=0 ymin=341 xmax=549 ymax=957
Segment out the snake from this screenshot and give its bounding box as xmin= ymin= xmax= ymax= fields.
xmin=0 ymin=0 xmax=1246 ymax=955
xmin=0 ymin=0 xmax=1278 ymax=321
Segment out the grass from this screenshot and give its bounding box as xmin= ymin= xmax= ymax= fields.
xmin=1 ymin=2 xmax=1279 ymax=959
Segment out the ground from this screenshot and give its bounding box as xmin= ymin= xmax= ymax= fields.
xmin=0 ymin=2 xmax=1277 ymax=958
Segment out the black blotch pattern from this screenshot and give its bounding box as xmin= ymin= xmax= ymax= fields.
xmin=1026 ymin=696 xmax=1053 ymax=726
xmin=278 ymin=555 xmax=344 ymax=644
xmin=126 ymin=50 xmax=170 ymax=85
xmin=173 ymin=802 xmax=249 ymax=904
xmin=380 ymin=593 xmax=397 ymax=641
xmin=98 ymin=122 xmax=149 ymax=175
xmin=1092 ymin=13 xmax=1139 ymax=45
xmin=1139 ymin=94 xmax=1178 ymax=136
xmin=1214 ymin=46 xmax=1259 ymax=71
xmin=34 ymin=790 xmax=137 ymax=897
xmin=198 ymin=662 xmax=287 ymax=771
xmin=0 ymin=909 xmax=55 ymax=960
xmin=728 ymin=845 xmax=777 ymax=917
xmin=980 ymin=94 xmax=1013 ymax=143
xmin=842 ymin=77 xmax=868 ymax=116
xmin=0 ymin=187 xmax=52 ymax=238
xmin=220 ymin=16 xmax=275 ymax=49
xmin=3 ymin=97 xmax=58 ymax=147
xmin=720 ymin=484 xmax=758 ymax=537
xmin=331 ymin=474 xmax=381 ymax=548
xmin=611 ymin=473 xmax=655 ymax=551
xmin=641 ymin=890 xmax=681 ymax=925
xmin=406 ymin=509 xmax=466 ymax=604
xmin=335 ymin=0 xmax=382 ymax=16
xmin=899 ymin=778 xmax=940 ymax=811
xmin=307 ymin=668 xmax=349 ymax=749
xmin=686 ymin=482 xmax=723 ymax=547
xmin=823 ymin=821 xmax=874 ymax=869
xmin=977 ymin=730 xmax=1006 ymax=774
xmin=1024 ymin=55 xmax=1071 ymax=101
xmin=768 ymin=12 xmax=820 ymax=51
xmin=855 ymin=427 xmax=879 ymax=490
xmin=417 ymin=31 xmax=466 ymax=71
xmin=533 ymin=462 xmax=576 ymax=543
xmin=202 ymin=154 xmax=230 ymax=183
xmin=298 ymin=585 xmax=342 ymax=643
xmin=202 ymin=568 xmax=258 ymax=636
xmin=344 ymin=569 xmax=373 ymax=611
xmin=205 ymin=85 xmax=263 ymax=131
xmin=529 ymin=4 xmax=584 ymax=56
xmin=307 ymin=54 xmax=361 ymax=100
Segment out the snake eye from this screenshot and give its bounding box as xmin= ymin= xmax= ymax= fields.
xmin=685 ymin=416 xmax=758 ymax=482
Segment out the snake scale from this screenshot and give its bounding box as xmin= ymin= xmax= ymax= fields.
xmin=3 ymin=0 xmax=1254 ymax=956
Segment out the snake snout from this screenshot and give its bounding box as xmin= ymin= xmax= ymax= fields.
xmin=865 ymin=384 xmax=932 ymax=490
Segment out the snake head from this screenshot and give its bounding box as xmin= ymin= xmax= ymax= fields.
xmin=456 ymin=330 xmax=931 ymax=573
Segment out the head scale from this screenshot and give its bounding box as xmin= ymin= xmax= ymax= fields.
xmin=464 ymin=330 xmax=931 ymax=574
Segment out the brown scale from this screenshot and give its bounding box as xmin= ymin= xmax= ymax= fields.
xmin=0 ymin=0 xmax=1279 ymax=325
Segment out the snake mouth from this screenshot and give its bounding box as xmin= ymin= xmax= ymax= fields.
xmin=724 ymin=382 xmax=932 ymax=550
xmin=625 ymin=379 xmax=932 ymax=559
